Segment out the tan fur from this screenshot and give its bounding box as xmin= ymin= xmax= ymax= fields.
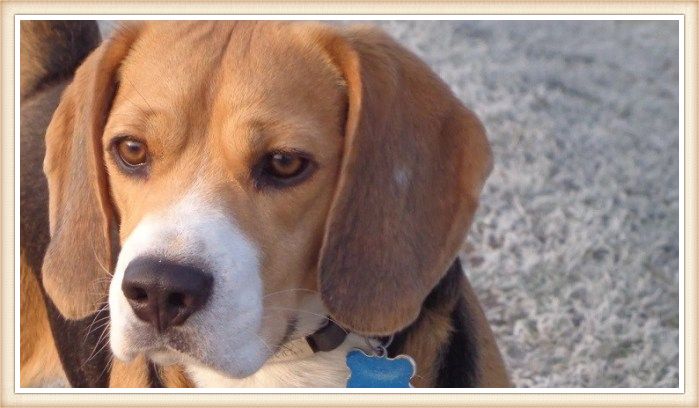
xmin=19 ymin=254 xmax=66 ymax=387
xmin=158 ymin=365 xmax=194 ymax=388
xmin=398 ymin=309 xmax=456 ymax=387
xmin=108 ymin=356 xmax=151 ymax=387
xmin=109 ymin=358 xmax=192 ymax=388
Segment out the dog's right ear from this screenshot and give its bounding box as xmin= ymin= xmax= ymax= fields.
xmin=42 ymin=24 xmax=142 ymax=319
xmin=311 ymin=25 xmax=493 ymax=335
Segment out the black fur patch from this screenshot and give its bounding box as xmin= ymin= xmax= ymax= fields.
xmin=43 ymin=299 xmax=111 ymax=387
xmin=387 ymin=258 xmax=480 ymax=387
xmin=434 ymin=297 xmax=480 ymax=387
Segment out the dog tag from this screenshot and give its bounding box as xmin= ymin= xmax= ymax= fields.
xmin=345 ymin=348 xmax=416 ymax=388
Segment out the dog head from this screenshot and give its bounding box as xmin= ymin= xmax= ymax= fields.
xmin=42 ymin=21 xmax=492 ymax=378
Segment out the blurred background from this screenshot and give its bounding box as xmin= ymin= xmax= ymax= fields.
xmin=100 ymin=20 xmax=680 ymax=388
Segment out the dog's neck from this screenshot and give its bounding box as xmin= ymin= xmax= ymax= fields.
xmin=186 ymin=333 xmax=370 ymax=388
xmin=183 ymin=259 xmax=472 ymax=388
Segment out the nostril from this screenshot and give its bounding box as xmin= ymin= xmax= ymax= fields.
xmin=167 ymin=292 xmax=187 ymax=308
xmin=133 ymin=287 xmax=148 ymax=302
xmin=123 ymin=285 xmax=149 ymax=303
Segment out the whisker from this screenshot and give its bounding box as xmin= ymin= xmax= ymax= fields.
xmin=221 ymin=314 xmax=300 ymax=355
xmin=82 ymin=303 xmax=110 ymax=345
xmin=90 ymin=239 xmax=113 ymax=278
xmin=97 ymin=354 xmax=114 ymax=385
xmin=91 ymin=276 xmax=113 ymax=284
xmin=84 ymin=315 xmax=111 ymax=339
xmin=80 ymin=338 xmax=107 ymax=370
xmin=83 ymin=322 xmax=112 ymax=367
xmin=84 ymin=335 xmax=112 ymax=368
xmin=265 ymin=306 xmax=349 ymax=335
xmin=85 ymin=319 xmax=111 ymax=349
xmin=87 ymin=283 xmax=113 ymax=297
xmin=263 ymin=288 xmax=319 ymax=299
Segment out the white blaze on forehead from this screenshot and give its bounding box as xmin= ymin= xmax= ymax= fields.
xmin=394 ymin=166 xmax=411 ymax=190
xmin=109 ymin=188 xmax=267 ymax=377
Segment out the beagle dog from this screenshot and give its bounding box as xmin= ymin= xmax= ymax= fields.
xmin=23 ymin=20 xmax=509 ymax=388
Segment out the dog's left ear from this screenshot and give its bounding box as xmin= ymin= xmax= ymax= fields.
xmin=312 ymin=25 xmax=493 ymax=335
xmin=41 ymin=24 xmax=141 ymax=319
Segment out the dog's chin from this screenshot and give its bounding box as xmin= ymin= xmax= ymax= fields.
xmin=138 ymin=340 xmax=271 ymax=380
xmin=147 ymin=348 xmax=185 ymax=366
xmin=110 ymin=314 xmax=274 ymax=380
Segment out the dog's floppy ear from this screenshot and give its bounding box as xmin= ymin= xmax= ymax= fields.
xmin=41 ymin=25 xmax=141 ymax=319
xmin=314 ymin=25 xmax=493 ymax=335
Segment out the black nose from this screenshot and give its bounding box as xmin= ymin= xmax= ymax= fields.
xmin=121 ymin=257 xmax=213 ymax=332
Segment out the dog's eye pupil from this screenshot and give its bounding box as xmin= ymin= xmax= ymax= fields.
xmin=268 ymin=152 xmax=305 ymax=178
xmin=117 ymin=139 xmax=148 ymax=166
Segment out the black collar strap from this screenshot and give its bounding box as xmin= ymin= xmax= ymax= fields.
xmin=305 ymin=320 xmax=349 ymax=352
xmin=304 ymin=319 xmax=396 ymax=355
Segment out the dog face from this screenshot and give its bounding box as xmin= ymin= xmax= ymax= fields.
xmin=105 ymin=22 xmax=345 ymax=376
xmin=42 ymin=21 xmax=492 ymax=379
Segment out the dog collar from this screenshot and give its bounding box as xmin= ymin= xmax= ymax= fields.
xmin=304 ymin=319 xmax=415 ymax=387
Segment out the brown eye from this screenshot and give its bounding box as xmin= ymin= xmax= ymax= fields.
xmin=268 ymin=152 xmax=305 ymax=178
xmin=253 ymin=150 xmax=315 ymax=189
xmin=116 ymin=138 xmax=148 ymax=167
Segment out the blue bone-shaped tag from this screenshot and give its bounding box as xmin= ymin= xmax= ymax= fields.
xmin=346 ymin=348 xmax=416 ymax=388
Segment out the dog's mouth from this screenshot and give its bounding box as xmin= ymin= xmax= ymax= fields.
xmin=117 ymin=313 xmax=302 ymax=380
xmin=160 ymin=315 xmax=296 ymax=353
xmin=123 ymin=330 xmax=268 ymax=379
xmin=111 ymin=323 xmax=191 ymax=362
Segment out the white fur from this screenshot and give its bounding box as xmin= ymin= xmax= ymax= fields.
xmin=187 ymin=334 xmax=371 ymax=388
xmin=109 ymin=188 xmax=269 ymax=378
xmin=393 ymin=166 xmax=411 ymax=190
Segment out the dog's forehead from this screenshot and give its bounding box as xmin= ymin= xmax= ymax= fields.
xmin=114 ymin=21 xmax=343 ymax=129
xmin=119 ymin=22 xmax=330 ymax=96
xmin=120 ymin=21 xmax=231 ymax=84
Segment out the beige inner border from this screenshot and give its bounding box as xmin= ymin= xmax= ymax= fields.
xmin=1 ymin=1 xmax=696 ymax=407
